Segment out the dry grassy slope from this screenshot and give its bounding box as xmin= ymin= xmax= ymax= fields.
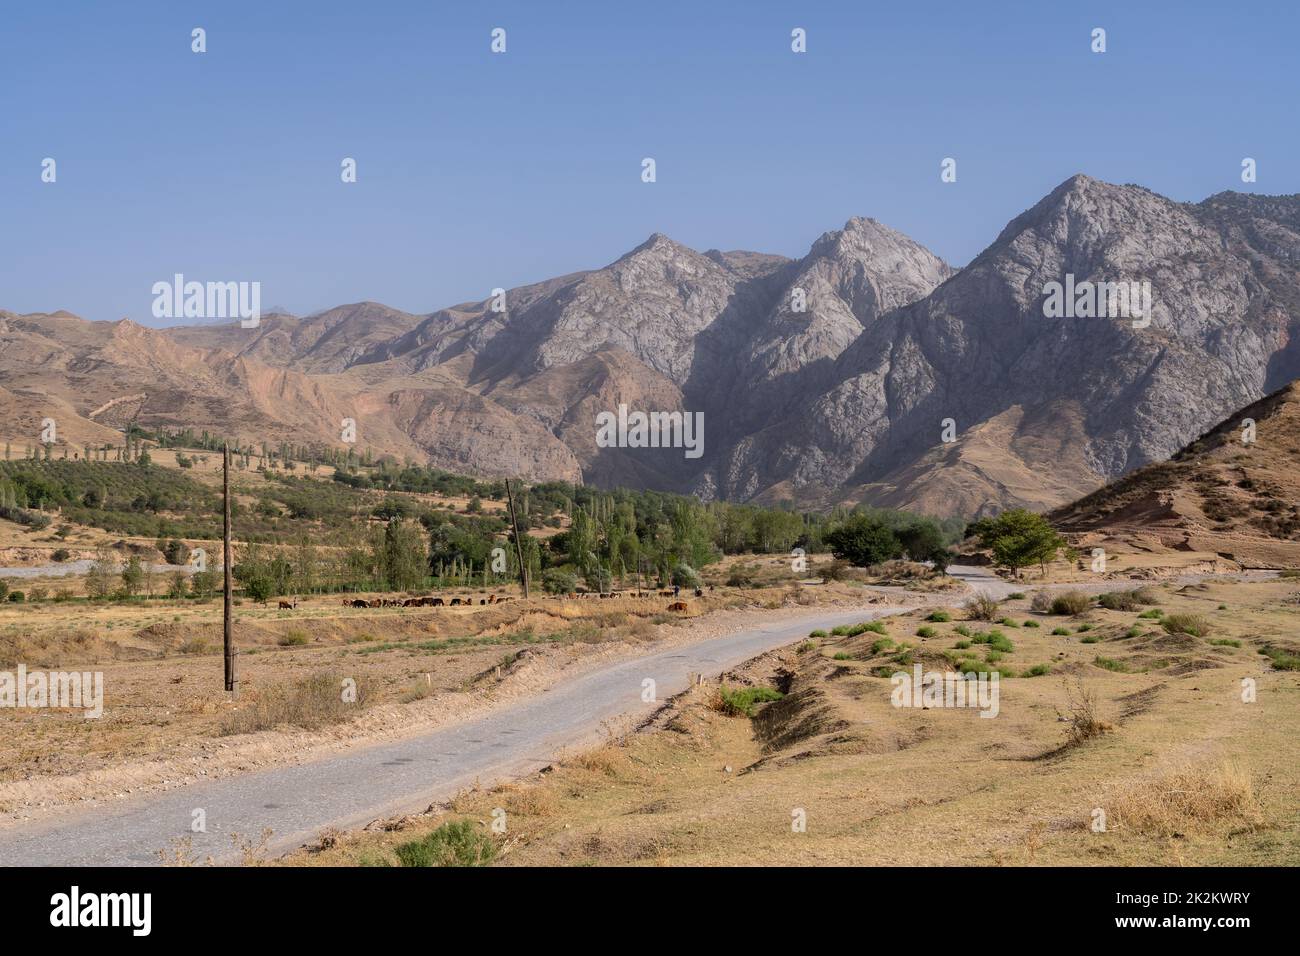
xmin=845 ymin=401 xmax=1102 ymax=518
xmin=1049 ymin=381 xmax=1300 ymax=567
xmin=292 ymin=579 xmax=1300 ymax=867
xmin=0 ymin=311 xmax=581 ymax=483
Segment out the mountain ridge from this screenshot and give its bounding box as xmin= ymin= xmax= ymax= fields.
xmin=5 ymin=175 xmax=1300 ymax=517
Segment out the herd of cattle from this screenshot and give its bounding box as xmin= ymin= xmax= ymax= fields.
xmin=341 ymin=594 xmax=514 ymax=608
xmin=317 ymin=586 xmax=711 ymax=611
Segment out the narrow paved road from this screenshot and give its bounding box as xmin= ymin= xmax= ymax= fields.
xmin=0 ymin=598 xmax=933 ymax=866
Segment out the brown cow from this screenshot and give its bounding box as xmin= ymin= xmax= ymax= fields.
xmin=278 ymin=598 xmax=297 ymax=610
xmin=350 ymin=599 xmax=369 ymax=608
xmin=667 ymin=601 xmax=688 ymax=612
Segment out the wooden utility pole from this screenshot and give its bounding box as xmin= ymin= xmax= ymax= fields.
xmin=223 ymin=442 xmax=237 ymax=694
xmin=504 ymin=478 xmax=529 ymax=599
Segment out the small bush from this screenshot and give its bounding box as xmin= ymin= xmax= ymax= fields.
xmin=953 ymin=639 xmax=971 ymax=649
xmin=1260 ymin=646 xmax=1300 ymax=671
xmin=1056 ymin=677 xmax=1105 ymax=742
xmin=1094 ymin=656 xmax=1129 ymax=672
xmin=1137 ymin=608 xmax=1163 ymax=619
xmin=1022 ymin=663 xmax=1052 ymax=677
xmin=926 ymin=610 xmax=951 ymax=623
xmin=808 ymin=629 xmax=828 ymax=638
xmin=916 ymin=625 xmax=936 ymax=638
xmin=997 ymin=617 xmax=1020 ymax=627
xmin=1050 ymin=591 xmax=1090 ymax=615
xmin=1080 ymin=634 xmax=1100 ymax=644
xmin=954 ymin=624 xmax=971 ymax=637
xmin=1023 ymin=620 xmax=1040 ymax=628
xmin=1106 ymin=761 xmax=1262 ymax=837
xmin=394 ymin=820 xmax=497 ymax=867
xmin=1161 ymin=614 xmax=1211 ymax=638
xmin=1051 ymin=627 xmax=1070 ymax=636
xmin=832 ymin=652 xmax=854 ymax=661
xmin=1098 ymin=591 xmax=1140 ymax=612
xmin=278 ymin=629 xmax=309 ymax=646
xmin=965 ymin=595 xmax=1000 ymax=621
xmin=716 ymin=684 xmax=784 ymax=717
xmin=1030 ymin=591 xmax=1054 ymax=614
xmin=1007 ymin=592 xmax=1026 ymax=600
xmin=870 ymin=637 xmax=896 ymax=655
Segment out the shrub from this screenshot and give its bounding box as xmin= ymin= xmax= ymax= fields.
xmin=832 ymin=652 xmax=854 ymax=661
xmin=716 ymin=684 xmax=784 ymax=717
xmin=965 ymin=595 xmax=1000 ymax=621
xmin=1138 ymin=608 xmax=1163 ymax=619
xmin=1056 ymin=678 xmax=1105 ymax=744
xmin=1022 ymin=663 xmax=1052 ymax=677
xmin=870 ymin=637 xmax=896 ymax=655
xmin=1051 ymin=627 xmax=1070 ymax=636
xmin=1259 ymin=646 xmax=1300 ymax=671
xmin=1106 ymin=761 xmax=1262 ymax=837
xmin=394 ymin=820 xmax=497 ymax=867
xmin=1161 ymin=614 xmax=1211 ymax=638
xmin=7 ymin=591 xmax=24 ymax=603
xmin=1030 ymin=591 xmax=1054 ymax=614
xmin=916 ymin=625 xmax=936 ymax=638
xmin=221 ymin=672 xmax=367 ymax=735
xmin=926 ymin=610 xmax=951 ymax=623
xmin=954 ymin=624 xmax=971 ymax=637
xmin=1050 ymin=591 xmax=1090 ymax=615
xmin=1023 ymin=620 xmax=1040 ymax=628
xmin=1094 ymin=656 xmax=1129 ymax=672
xmin=997 ymin=617 xmax=1020 ymax=627
xmin=51 ymin=548 xmax=71 ymax=562
xmin=726 ymin=567 xmax=757 ymax=588
xmin=1098 ymin=590 xmax=1140 ymax=612
xmin=671 ymin=563 xmax=701 ymax=589
xmin=953 ymin=639 xmax=971 ymax=649
xmin=1007 ymin=592 xmax=1026 ymax=600
xmin=541 ymin=568 xmax=578 ymax=595
xmin=1081 ymin=634 xmax=1100 ymax=644
xmin=808 ymin=629 xmax=828 ymax=638
xmin=278 ymin=629 xmax=308 ymax=646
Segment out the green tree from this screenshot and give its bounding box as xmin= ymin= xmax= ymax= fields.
xmin=120 ymin=555 xmax=145 ymax=597
xmin=972 ymin=509 xmax=1064 ymax=578
xmin=824 ymin=513 xmax=903 ymax=567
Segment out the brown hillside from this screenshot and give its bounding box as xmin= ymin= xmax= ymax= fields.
xmin=1049 ymin=381 xmax=1300 ymax=567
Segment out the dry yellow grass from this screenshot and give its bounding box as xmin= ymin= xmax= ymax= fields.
xmin=283 ymin=576 xmax=1300 ymax=868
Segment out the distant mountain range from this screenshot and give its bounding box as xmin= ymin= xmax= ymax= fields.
xmin=4 ymin=174 xmax=1300 ymax=518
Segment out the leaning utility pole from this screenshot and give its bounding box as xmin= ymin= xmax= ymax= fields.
xmin=223 ymin=442 xmax=237 ymax=694
xmin=504 ymin=478 xmax=529 ymax=599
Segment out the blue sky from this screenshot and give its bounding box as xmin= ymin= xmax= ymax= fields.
xmin=2 ymin=0 xmax=1296 ymax=324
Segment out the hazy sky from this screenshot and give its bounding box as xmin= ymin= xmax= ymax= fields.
xmin=3 ymin=0 xmax=1296 ymax=324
